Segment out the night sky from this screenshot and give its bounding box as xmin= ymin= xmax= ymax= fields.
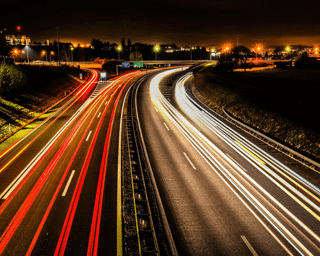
xmin=2 ymin=0 xmax=320 ymax=48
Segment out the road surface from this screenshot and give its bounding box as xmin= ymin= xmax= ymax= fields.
xmin=0 ymin=70 xmax=144 ymax=255
xmin=136 ymin=68 xmax=320 ymax=255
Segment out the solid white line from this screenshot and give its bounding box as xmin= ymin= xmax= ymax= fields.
xmin=164 ymin=122 xmax=170 ymax=131
xmin=62 ymin=170 xmax=75 ymax=197
xmin=105 ymin=101 xmax=108 ymax=105
xmin=97 ymin=112 xmax=101 ymax=118
xmin=241 ymin=235 xmax=259 ymax=256
xmin=86 ymin=131 xmax=92 ymax=141
xmin=183 ymin=152 xmax=196 ymax=170
xmin=155 ymin=107 xmax=158 ymax=112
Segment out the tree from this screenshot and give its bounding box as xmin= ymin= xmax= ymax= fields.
xmin=91 ymin=38 xmax=104 ymax=51
xmin=127 ymin=38 xmax=132 ymax=50
xmin=121 ymin=38 xmax=126 ymax=49
xmin=129 ymin=50 xmax=143 ymax=61
xmin=0 ymin=64 xmax=26 ymax=94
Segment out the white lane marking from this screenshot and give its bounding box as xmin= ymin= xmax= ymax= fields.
xmin=62 ymin=170 xmax=75 ymax=197
xmin=155 ymin=107 xmax=158 ymax=112
xmin=241 ymin=235 xmax=259 ymax=256
xmin=105 ymin=101 xmax=108 ymax=105
xmin=164 ymin=123 xmax=170 ymax=131
xmin=86 ymin=131 xmax=92 ymax=141
xmin=97 ymin=112 xmax=101 ymax=118
xmin=226 ymin=153 xmax=247 ymax=172
xmin=183 ymin=152 xmax=196 ymax=170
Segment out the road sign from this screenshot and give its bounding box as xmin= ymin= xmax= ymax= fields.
xmin=133 ymin=62 xmax=143 ymax=68
xmin=100 ymin=72 xmax=107 ymax=79
xmin=122 ymin=62 xmax=130 ymax=68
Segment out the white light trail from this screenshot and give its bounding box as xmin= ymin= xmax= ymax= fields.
xmin=149 ymin=69 xmax=320 ymax=255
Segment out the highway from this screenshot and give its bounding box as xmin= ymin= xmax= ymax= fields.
xmin=136 ymin=68 xmax=320 ymax=255
xmin=0 ymin=69 xmax=144 ymax=255
xmin=0 ymin=65 xmax=320 ymax=255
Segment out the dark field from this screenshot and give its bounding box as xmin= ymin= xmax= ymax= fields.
xmin=192 ymin=68 xmax=320 ymax=161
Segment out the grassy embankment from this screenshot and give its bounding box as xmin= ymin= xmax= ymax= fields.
xmin=0 ymin=65 xmax=84 ymax=141
xmin=192 ymin=68 xmax=320 ymax=161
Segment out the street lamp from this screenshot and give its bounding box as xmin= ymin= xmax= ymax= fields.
xmin=153 ymin=44 xmax=160 ymax=61
xmin=11 ymin=48 xmax=19 ymax=60
xmin=26 ymin=45 xmax=29 ymax=63
xmin=116 ymin=45 xmax=122 ymax=61
xmin=50 ymin=51 xmax=54 ymax=62
xmin=254 ymin=44 xmax=263 ymax=59
xmin=70 ymin=46 xmax=74 ymax=62
xmin=41 ymin=50 xmax=47 ymax=62
xmin=222 ymin=43 xmax=232 ymax=59
xmin=210 ymin=48 xmax=216 ymax=60
xmin=285 ymin=45 xmax=291 ymax=59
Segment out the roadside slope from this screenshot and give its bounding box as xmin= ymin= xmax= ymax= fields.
xmin=192 ymin=68 xmax=320 ymax=163
xmin=0 ymin=65 xmax=86 ymax=141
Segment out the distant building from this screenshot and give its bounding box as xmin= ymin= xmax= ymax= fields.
xmin=5 ymin=35 xmax=31 ymax=46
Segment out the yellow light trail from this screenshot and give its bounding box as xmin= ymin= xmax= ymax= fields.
xmin=0 ymin=143 xmax=30 ymax=173
xmin=235 ymin=141 xmax=266 ymax=165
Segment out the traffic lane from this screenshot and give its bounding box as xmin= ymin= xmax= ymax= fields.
xmin=184 ymin=76 xmax=320 ymax=191
xmin=28 ymin=80 xmax=122 ymax=255
xmin=26 ymin=75 xmax=137 ymax=255
xmin=0 ymin=82 xmax=109 ymax=255
xmin=61 ymin=80 xmax=127 ymax=255
xmin=0 ymin=73 xmax=98 ymax=201
xmin=177 ymin=76 xmax=320 ymax=247
xmin=137 ymin=75 xmax=287 ymax=255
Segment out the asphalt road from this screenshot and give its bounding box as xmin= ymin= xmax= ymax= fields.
xmin=136 ymin=68 xmax=320 ymax=255
xmin=0 ymin=70 xmax=144 ymax=255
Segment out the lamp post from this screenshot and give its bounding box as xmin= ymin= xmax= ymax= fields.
xmin=285 ymin=46 xmax=291 ymax=59
xmin=26 ymin=45 xmax=29 ymax=63
xmin=153 ymin=44 xmax=160 ymax=61
xmin=42 ymin=50 xmax=47 ymax=62
xmin=50 ymin=51 xmax=54 ymax=62
xmin=116 ymin=45 xmax=122 ymax=61
xmin=70 ymin=46 xmax=74 ymax=62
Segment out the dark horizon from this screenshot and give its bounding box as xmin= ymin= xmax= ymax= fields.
xmin=2 ymin=0 xmax=320 ymax=48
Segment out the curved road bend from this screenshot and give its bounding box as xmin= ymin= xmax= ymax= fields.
xmin=136 ymin=68 xmax=320 ymax=256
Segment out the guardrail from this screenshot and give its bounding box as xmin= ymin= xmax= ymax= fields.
xmin=223 ymin=109 xmax=320 ymax=172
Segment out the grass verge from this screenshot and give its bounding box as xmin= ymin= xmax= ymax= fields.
xmin=192 ymin=68 xmax=320 ymax=162
xmin=0 ymin=65 xmax=85 ymax=142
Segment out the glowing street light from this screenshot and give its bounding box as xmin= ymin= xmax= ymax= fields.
xmin=210 ymin=48 xmax=216 ymax=60
xmin=41 ymin=50 xmax=47 ymax=62
xmin=70 ymin=45 xmax=74 ymax=62
xmin=285 ymin=45 xmax=291 ymax=59
xmin=313 ymin=45 xmax=319 ymax=57
xmin=254 ymin=44 xmax=264 ymax=59
xmin=25 ymin=45 xmax=30 ymax=63
xmin=11 ymin=48 xmax=19 ymax=60
xmin=116 ymin=45 xmax=122 ymax=61
xmin=50 ymin=51 xmax=54 ymax=62
xmin=222 ymin=43 xmax=232 ymax=59
xmin=153 ymin=44 xmax=160 ymax=61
